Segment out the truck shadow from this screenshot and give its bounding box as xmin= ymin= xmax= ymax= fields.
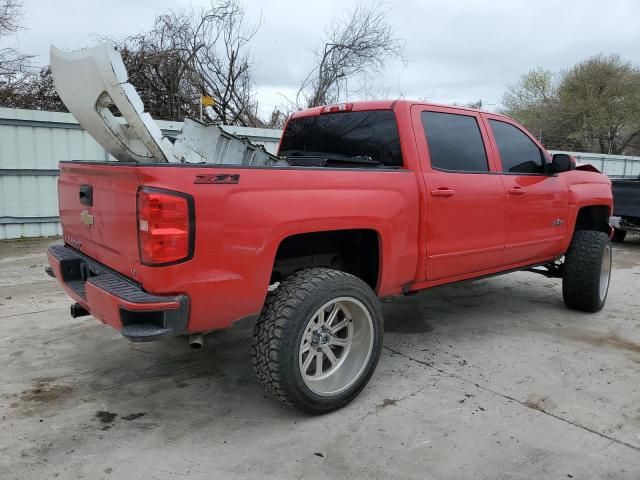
xmin=74 ymin=273 xmax=560 ymax=385
xmin=383 ymin=273 xmax=564 ymax=334
xmin=5 ymin=269 xmax=607 ymax=451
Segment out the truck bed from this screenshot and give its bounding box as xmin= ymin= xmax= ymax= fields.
xmin=55 ymin=160 xmax=421 ymax=334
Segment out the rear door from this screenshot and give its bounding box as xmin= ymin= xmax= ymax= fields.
xmin=412 ymin=105 xmax=506 ymax=281
xmin=483 ymin=116 xmax=569 ymax=264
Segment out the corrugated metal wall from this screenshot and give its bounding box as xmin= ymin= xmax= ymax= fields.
xmin=0 ymin=107 xmax=282 ymax=239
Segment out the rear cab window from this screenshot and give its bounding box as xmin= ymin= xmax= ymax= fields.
xmin=489 ymin=120 xmax=546 ymax=174
xmin=421 ymin=111 xmax=489 ymax=172
xmin=279 ymin=110 xmax=403 ymax=168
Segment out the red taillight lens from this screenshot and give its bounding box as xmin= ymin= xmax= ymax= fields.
xmin=320 ymin=103 xmax=353 ymax=114
xmin=137 ymin=188 xmax=194 ymax=265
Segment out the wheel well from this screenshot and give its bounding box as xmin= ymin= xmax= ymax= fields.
xmin=271 ymin=229 xmax=380 ymax=290
xmin=574 ymin=205 xmax=610 ymax=233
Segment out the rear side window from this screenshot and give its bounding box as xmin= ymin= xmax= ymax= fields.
xmin=279 ymin=110 xmax=403 ymax=167
xmin=489 ymin=120 xmax=545 ymax=174
xmin=421 ymin=111 xmax=489 ymax=172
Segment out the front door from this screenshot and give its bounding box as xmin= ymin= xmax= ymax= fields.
xmin=413 ymin=106 xmax=506 ymax=281
xmin=484 ymin=116 xmax=569 ymax=264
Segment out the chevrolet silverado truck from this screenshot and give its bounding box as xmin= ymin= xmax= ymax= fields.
xmin=46 ymin=45 xmax=613 ymax=414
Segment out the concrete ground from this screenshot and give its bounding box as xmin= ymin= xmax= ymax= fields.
xmin=0 ymin=237 xmax=639 ymax=480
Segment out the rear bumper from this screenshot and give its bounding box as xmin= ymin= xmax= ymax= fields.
xmin=47 ymin=245 xmax=189 ymax=342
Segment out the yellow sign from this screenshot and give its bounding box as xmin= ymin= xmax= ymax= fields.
xmin=201 ymin=96 xmax=215 ymax=107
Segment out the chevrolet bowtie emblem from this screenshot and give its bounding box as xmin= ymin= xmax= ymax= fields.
xmin=81 ymin=209 xmax=94 ymax=227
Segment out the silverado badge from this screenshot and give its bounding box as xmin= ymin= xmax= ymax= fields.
xmin=81 ymin=209 xmax=94 ymax=227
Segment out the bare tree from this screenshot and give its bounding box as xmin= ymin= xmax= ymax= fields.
xmin=110 ymin=12 xmax=203 ymax=121
xmin=296 ymin=1 xmax=405 ymax=108
xmin=0 ymin=0 xmax=21 ymax=33
xmin=263 ymin=107 xmax=289 ymax=128
xmin=104 ymin=0 xmax=258 ymax=125
xmin=190 ymin=1 xmax=259 ymax=125
xmin=1 ymin=1 xmax=259 ymax=121
xmin=0 ymin=66 xmax=66 ymax=110
xmin=0 ymin=0 xmax=31 ymax=78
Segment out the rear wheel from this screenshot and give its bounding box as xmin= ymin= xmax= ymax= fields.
xmin=612 ymin=228 xmax=627 ymax=243
xmin=252 ymin=267 xmax=383 ymax=414
xmin=562 ymin=230 xmax=612 ymax=312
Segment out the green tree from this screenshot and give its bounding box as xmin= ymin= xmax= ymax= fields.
xmin=558 ymin=54 xmax=640 ymax=154
xmin=502 ymin=68 xmax=565 ymax=147
xmin=502 ymin=56 xmax=640 ymax=155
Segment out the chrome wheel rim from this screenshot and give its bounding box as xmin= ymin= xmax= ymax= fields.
xmin=299 ymin=297 xmax=374 ymax=397
xmin=599 ymin=244 xmax=612 ymax=302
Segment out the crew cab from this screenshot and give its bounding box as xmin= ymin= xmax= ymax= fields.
xmin=47 ymin=45 xmax=614 ymax=414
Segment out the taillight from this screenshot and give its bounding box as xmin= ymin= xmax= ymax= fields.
xmin=320 ymin=103 xmax=353 ymax=114
xmin=137 ymin=187 xmax=194 ymax=266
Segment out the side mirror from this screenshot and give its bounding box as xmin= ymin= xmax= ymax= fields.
xmin=549 ymin=153 xmax=575 ymax=174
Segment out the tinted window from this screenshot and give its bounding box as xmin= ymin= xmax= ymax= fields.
xmin=421 ymin=112 xmax=489 ymax=172
xmin=489 ymin=120 xmax=545 ymax=174
xmin=279 ymin=111 xmax=403 ymax=167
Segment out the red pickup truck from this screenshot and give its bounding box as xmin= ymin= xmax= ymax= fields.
xmin=47 ymin=99 xmax=614 ymax=414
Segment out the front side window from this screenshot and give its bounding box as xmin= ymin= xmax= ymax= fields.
xmin=489 ymin=120 xmax=545 ymax=174
xmin=279 ymin=110 xmax=403 ymax=167
xmin=421 ymin=111 xmax=489 ymax=172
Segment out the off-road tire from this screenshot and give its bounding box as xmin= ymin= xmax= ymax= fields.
xmin=612 ymin=228 xmax=627 ymax=243
xmin=252 ymin=267 xmax=383 ymax=414
xmin=562 ymin=230 xmax=612 ymax=312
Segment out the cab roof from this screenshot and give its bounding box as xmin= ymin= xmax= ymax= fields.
xmin=291 ymin=99 xmax=508 ymax=120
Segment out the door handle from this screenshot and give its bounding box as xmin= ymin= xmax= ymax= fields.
xmin=79 ymin=184 xmax=93 ymax=206
xmin=430 ymin=188 xmax=455 ymax=197
xmin=508 ymin=186 xmax=526 ymax=195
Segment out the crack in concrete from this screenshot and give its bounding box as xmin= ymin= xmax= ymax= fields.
xmin=0 ymin=307 xmax=61 ymax=320
xmin=384 ymin=345 xmax=640 ymax=454
xmin=377 ymin=382 xmax=433 ymax=410
xmin=358 ymin=380 xmax=437 ymax=422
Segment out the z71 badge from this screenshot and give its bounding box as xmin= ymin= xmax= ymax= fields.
xmin=194 ymin=174 xmax=240 ymax=184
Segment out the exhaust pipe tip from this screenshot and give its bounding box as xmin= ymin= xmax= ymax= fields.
xmin=70 ymin=303 xmax=90 ymax=318
xmin=189 ymin=334 xmax=204 ymax=350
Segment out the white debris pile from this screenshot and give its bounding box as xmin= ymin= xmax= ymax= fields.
xmin=173 ymin=119 xmax=281 ymax=166
xmin=50 ymin=44 xmax=281 ymax=166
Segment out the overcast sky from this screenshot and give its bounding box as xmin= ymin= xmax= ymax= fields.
xmin=5 ymin=0 xmax=640 ymax=115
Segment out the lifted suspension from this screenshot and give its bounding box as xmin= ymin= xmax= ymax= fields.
xmin=525 ymin=259 xmax=564 ymax=279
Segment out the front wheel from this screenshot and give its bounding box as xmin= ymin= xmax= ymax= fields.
xmin=562 ymin=230 xmax=612 ymax=312
xmin=252 ymin=267 xmax=383 ymax=414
